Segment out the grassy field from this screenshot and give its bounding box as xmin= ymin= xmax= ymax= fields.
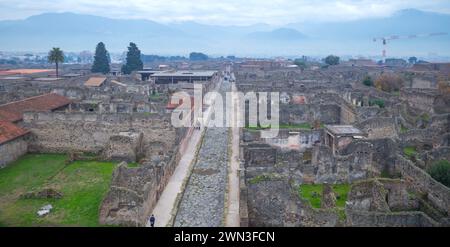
xmin=298 ymin=184 xmax=350 ymax=208
xmin=0 ymin=154 xmax=118 ymax=226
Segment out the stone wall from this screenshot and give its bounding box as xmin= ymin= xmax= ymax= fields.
xmin=312 ymin=143 xmax=374 ymax=183
xmin=99 ymin=126 xmax=191 ymax=226
xmin=257 ymin=129 xmax=322 ymax=151
xmin=99 ymin=154 xmax=178 ymax=226
xmin=400 ymin=88 xmax=437 ymax=113
xmin=346 ymin=211 xmax=438 ymax=227
xmin=101 ymin=132 xmax=144 ymax=163
xmin=343 ymin=138 xmax=397 ymax=175
xmin=357 ymin=117 xmax=398 ymax=139
xmin=0 ymin=137 xmax=28 ymax=168
xmin=244 ymin=177 xmax=339 ymax=227
xmin=279 ymin=104 xmax=340 ymax=125
xmin=395 ymin=155 xmax=450 ymax=215
xmin=22 ymin=112 xmax=177 ymax=158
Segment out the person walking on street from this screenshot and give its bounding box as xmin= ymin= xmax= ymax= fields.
xmin=149 ymin=214 xmax=155 ymax=227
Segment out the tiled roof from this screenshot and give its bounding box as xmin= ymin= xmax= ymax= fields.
xmin=85 ymin=77 xmax=107 ymax=87
xmin=0 ymin=120 xmax=29 ymax=145
xmin=0 ymin=93 xmax=72 ymax=122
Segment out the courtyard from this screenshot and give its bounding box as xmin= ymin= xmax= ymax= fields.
xmin=0 ymin=154 xmax=120 ymax=226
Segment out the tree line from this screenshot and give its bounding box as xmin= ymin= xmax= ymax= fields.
xmin=47 ymin=42 xmax=144 ymax=76
xmin=47 ymin=44 xmax=212 ymax=77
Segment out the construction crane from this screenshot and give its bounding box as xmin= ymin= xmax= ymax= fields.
xmin=373 ymin=32 xmax=448 ymax=61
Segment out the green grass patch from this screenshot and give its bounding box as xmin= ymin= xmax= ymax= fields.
xmin=299 ymin=184 xmax=322 ymax=208
xmin=337 ymin=208 xmax=346 ymax=221
xmin=403 ymin=146 xmax=417 ymax=158
xmin=400 ymin=125 xmax=408 ymax=133
xmin=298 ymin=184 xmax=350 ymax=209
xmin=0 ymin=154 xmax=117 ymax=226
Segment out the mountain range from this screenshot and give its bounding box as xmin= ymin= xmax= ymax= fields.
xmin=0 ymin=9 xmax=449 ymax=57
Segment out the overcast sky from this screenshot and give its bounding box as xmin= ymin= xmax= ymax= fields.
xmin=1 ymin=0 xmax=450 ymax=25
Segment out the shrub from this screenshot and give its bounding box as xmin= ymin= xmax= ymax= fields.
xmin=374 ymin=73 xmax=404 ymax=92
xmin=427 ymin=160 xmax=450 ymax=187
xmin=362 ymin=76 xmax=373 ymax=87
xmin=369 ymin=99 xmax=385 ymax=108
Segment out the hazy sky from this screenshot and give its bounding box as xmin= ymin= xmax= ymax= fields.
xmin=1 ymin=0 xmax=450 ymax=25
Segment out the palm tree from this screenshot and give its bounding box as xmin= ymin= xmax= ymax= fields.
xmin=48 ymin=47 xmax=64 ymax=78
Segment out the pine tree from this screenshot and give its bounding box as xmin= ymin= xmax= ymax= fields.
xmin=91 ymin=42 xmax=110 ymax=74
xmin=122 ymin=42 xmax=143 ymax=74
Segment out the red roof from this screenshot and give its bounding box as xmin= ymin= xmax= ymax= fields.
xmin=0 ymin=120 xmax=30 ymax=145
xmin=0 ymin=93 xmax=72 ymax=122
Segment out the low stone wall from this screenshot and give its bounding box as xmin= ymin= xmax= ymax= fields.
xmin=0 ymin=137 xmax=28 ymax=168
xmin=99 ymin=149 xmax=181 ymax=226
xmin=22 ymin=112 xmax=176 ymax=157
xmin=357 ymin=117 xmax=398 ymax=139
xmin=101 ymin=132 xmax=144 ymax=163
xmin=279 ymin=104 xmax=340 ymax=125
xmin=98 ymin=125 xmax=192 ymax=226
xmin=244 ymin=177 xmax=339 ymax=227
xmin=343 ymin=138 xmax=397 ymax=175
xmin=395 ymin=155 xmax=450 ymax=215
xmin=312 ymin=143 xmax=374 ymax=183
xmin=347 ymin=210 xmax=439 ymax=227
xmin=400 ymin=88 xmax=437 ymax=113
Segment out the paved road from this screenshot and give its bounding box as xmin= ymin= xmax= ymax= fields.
xmin=173 ymin=80 xmax=231 ymax=227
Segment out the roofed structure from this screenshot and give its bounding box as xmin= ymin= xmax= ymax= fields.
xmin=324 ymin=125 xmax=366 ymax=154
xmin=85 ymin=77 xmax=107 ymax=87
xmin=0 ymin=120 xmax=29 ymax=145
xmin=145 ymin=70 xmax=218 ymax=84
xmin=325 ymin=125 xmax=364 ymax=137
xmin=0 ymin=93 xmax=72 ymax=122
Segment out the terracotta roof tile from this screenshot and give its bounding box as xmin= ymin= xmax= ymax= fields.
xmin=0 ymin=93 xmax=72 ymax=122
xmin=0 ymin=120 xmax=29 ymax=145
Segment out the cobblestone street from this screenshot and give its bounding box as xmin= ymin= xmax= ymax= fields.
xmin=173 ymin=81 xmax=231 ymax=227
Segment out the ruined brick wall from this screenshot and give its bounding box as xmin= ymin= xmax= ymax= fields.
xmin=400 ymin=88 xmax=437 ymax=113
xmin=357 ymin=117 xmax=398 ymax=139
xmin=99 ymin=127 xmax=191 ymax=226
xmin=99 ymin=152 xmax=180 ymax=226
xmin=22 ymin=112 xmax=176 ymax=157
xmin=279 ymin=104 xmax=340 ymax=125
xmin=395 ymin=155 xmax=450 ymax=215
xmin=312 ymin=142 xmax=374 ymax=183
xmin=0 ymin=137 xmax=28 ymax=168
xmin=340 ymin=101 xmax=356 ymax=124
xmin=101 ymin=133 xmax=144 ymax=163
xmin=262 ymin=129 xmax=322 ymax=151
xmin=343 ymin=139 xmax=397 ymax=175
xmin=346 ymin=211 xmax=438 ymax=227
xmin=244 ymin=178 xmax=339 ymax=227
